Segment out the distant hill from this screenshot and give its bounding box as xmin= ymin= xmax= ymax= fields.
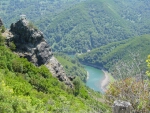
xmin=78 ymin=34 xmax=150 ymax=72
xmin=36 ymin=0 xmax=150 ymax=54
xmin=0 ymin=0 xmax=85 ymax=27
xmin=1 ymin=0 xmax=150 ymax=54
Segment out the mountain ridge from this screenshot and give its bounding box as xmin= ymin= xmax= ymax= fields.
xmin=78 ymin=34 xmax=150 ymax=73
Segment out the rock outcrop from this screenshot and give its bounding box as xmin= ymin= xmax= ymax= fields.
xmin=46 ymin=56 xmax=74 ymax=86
xmin=0 ymin=18 xmax=3 ymax=27
xmin=113 ymin=100 xmax=132 ymax=113
xmin=8 ymin=18 xmax=73 ymax=88
xmin=10 ymin=18 xmax=52 ymax=66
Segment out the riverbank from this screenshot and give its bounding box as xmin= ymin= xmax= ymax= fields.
xmin=82 ymin=63 xmax=115 ymax=93
xmin=87 ymin=71 xmax=89 ymax=80
xmin=101 ymin=70 xmax=110 ymax=92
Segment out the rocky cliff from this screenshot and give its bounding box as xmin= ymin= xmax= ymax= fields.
xmin=0 ymin=18 xmax=3 ymax=27
xmin=7 ymin=18 xmax=73 ymax=88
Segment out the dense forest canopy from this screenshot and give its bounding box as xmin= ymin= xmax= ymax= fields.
xmin=0 ymin=0 xmax=86 ymax=27
xmin=78 ymin=35 xmax=150 ymax=75
xmin=36 ymin=0 xmax=150 ymax=53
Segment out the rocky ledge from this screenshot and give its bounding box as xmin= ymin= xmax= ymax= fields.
xmin=0 ymin=18 xmax=3 ymax=27
xmin=7 ymin=18 xmax=73 ymax=88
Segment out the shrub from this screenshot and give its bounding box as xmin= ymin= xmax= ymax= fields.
xmin=105 ymin=78 xmax=150 ymax=112
xmin=1 ymin=25 xmax=5 ymax=33
xmin=28 ymin=22 xmax=38 ymax=30
xmin=9 ymin=42 xmax=16 ymax=50
xmin=0 ymin=34 xmax=5 ymax=46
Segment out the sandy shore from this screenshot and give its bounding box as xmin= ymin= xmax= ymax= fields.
xmin=101 ymin=70 xmax=110 ymax=92
xmin=86 ymin=71 xmax=89 ymax=80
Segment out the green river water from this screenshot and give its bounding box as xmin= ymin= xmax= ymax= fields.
xmin=68 ymin=55 xmax=105 ymax=93
xmin=84 ymin=65 xmax=105 ymax=93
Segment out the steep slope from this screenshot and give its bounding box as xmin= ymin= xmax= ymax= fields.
xmin=78 ymin=35 xmax=150 ymax=72
xmin=55 ymin=53 xmax=87 ymax=82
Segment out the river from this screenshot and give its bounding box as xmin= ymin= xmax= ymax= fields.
xmin=68 ymin=55 xmax=105 ymax=93
xmin=84 ymin=65 xmax=105 ymax=93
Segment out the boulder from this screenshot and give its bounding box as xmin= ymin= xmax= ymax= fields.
xmin=46 ymin=56 xmax=73 ymax=88
xmin=113 ymin=100 xmax=132 ymax=113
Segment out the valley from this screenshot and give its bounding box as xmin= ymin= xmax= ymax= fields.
xmin=0 ymin=0 xmax=150 ymax=112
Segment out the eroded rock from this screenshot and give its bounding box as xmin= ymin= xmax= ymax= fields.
xmin=7 ymin=18 xmax=73 ymax=88
xmin=113 ymin=100 xmax=132 ymax=113
xmin=0 ymin=18 xmax=3 ymax=27
xmin=9 ymin=18 xmax=52 ymax=66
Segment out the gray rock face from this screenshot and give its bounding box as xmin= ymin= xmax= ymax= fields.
xmin=46 ymin=56 xmax=73 ymax=88
xmin=8 ymin=18 xmax=73 ymax=88
xmin=0 ymin=18 xmax=3 ymax=27
xmin=113 ymin=100 xmax=132 ymax=113
xmin=10 ymin=18 xmax=52 ymax=66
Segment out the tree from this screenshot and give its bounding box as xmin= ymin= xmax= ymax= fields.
xmin=9 ymin=42 xmax=16 ymax=51
xmin=73 ymin=77 xmax=81 ymax=96
xmin=0 ymin=34 xmax=5 ymax=46
xmin=146 ymin=55 xmax=150 ymax=79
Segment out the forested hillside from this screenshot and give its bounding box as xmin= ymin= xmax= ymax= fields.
xmin=1 ymin=0 xmax=150 ymax=54
xmin=0 ymin=0 xmax=85 ymax=28
xmin=36 ymin=0 xmax=150 ymax=53
xmin=37 ymin=0 xmax=132 ymax=53
xmin=78 ymin=35 xmax=150 ymax=73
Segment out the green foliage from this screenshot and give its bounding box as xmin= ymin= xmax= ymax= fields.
xmin=0 ymin=0 xmax=150 ymax=53
xmin=1 ymin=0 xmax=150 ymax=54
xmin=34 ymin=0 xmax=150 ymax=54
xmin=0 ymin=33 xmax=5 ymax=46
xmin=146 ymin=55 xmax=150 ymax=79
xmin=0 ymin=73 xmax=46 ymax=113
xmin=1 ymin=25 xmax=5 ymax=33
xmin=28 ymin=21 xmax=38 ymax=30
xmin=9 ymin=41 xmax=16 ymax=50
xmin=39 ymin=0 xmax=132 ymax=53
xmin=105 ymin=78 xmax=150 ymax=112
xmin=73 ymin=77 xmax=81 ymax=96
xmin=0 ymin=0 xmax=85 ymax=28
